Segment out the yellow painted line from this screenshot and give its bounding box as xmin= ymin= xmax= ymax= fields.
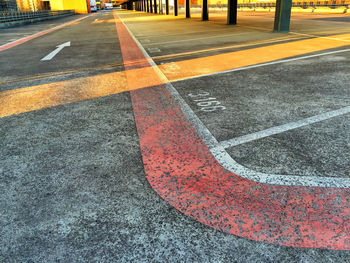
xmin=159 ymin=33 xmax=350 ymax=81
xmin=92 ymin=20 xmax=104 ymax=24
xmin=3 ymin=31 xmax=350 ymax=118
xmin=0 ymin=66 xmax=164 ymax=118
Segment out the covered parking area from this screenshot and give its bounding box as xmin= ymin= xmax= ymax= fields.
xmin=122 ymin=0 xmax=293 ymax=32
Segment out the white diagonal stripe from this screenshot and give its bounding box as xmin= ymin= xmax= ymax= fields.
xmin=219 ymin=106 xmax=350 ymax=148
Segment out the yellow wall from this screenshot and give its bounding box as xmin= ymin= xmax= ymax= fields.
xmin=50 ymin=0 xmax=89 ymax=13
xmin=49 ymin=0 xmax=64 ymax=10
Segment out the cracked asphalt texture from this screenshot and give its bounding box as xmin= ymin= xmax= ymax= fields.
xmin=1 ymin=9 xmax=350 ymax=262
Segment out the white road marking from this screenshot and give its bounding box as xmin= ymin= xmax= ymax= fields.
xmin=117 ymin=13 xmax=350 ymax=188
xmin=143 ymin=32 xmax=250 ymax=46
xmin=152 ymin=36 xmax=307 ymax=60
xmin=41 ymin=41 xmax=71 ymax=61
xmin=0 ymin=15 xmax=90 ymax=51
xmin=219 ymin=106 xmax=350 ymax=148
xmin=95 ymin=18 xmax=99 ymax=21
xmin=148 ymin=47 xmax=161 ymax=53
xmin=133 ymin=28 xmax=234 ymax=38
xmin=290 ymin=31 xmax=350 ymax=42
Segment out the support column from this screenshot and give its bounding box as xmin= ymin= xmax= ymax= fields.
xmin=150 ymin=0 xmax=153 ymax=12
xmin=185 ymin=0 xmax=190 ymax=18
xmin=202 ymin=0 xmax=208 ymax=21
xmin=174 ymin=0 xmax=178 ymax=16
xmin=274 ymin=0 xmax=292 ymax=32
xmin=227 ymin=0 xmax=237 ymax=24
xmin=147 ymin=0 xmax=150 ymax=12
xmin=154 ymin=0 xmax=157 ymax=13
xmin=159 ymin=0 xmax=163 ymax=14
xmin=128 ymin=1 xmax=132 ymax=10
xmin=165 ymin=0 xmax=169 ymax=14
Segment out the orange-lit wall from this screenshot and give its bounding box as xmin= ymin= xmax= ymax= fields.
xmin=49 ymin=0 xmax=89 ymax=13
xmin=16 ymin=0 xmax=43 ymax=11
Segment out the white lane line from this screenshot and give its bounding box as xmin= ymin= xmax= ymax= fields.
xmin=290 ymin=31 xmax=350 ymax=42
xmin=175 ymin=48 xmax=350 ymax=82
xmin=151 ymin=36 xmax=308 ymax=60
xmin=117 ymin=12 xmax=350 ymax=188
xmin=135 ymin=28 xmax=237 ymax=39
xmin=143 ymin=32 xmax=250 ymax=46
xmin=219 ymin=106 xmax=350 ymax=149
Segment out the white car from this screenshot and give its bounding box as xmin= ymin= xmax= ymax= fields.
xmin=104 ymin=3 xmax=113 ymax=9
xmin=90 ymin=0 xmax=97 ymax=12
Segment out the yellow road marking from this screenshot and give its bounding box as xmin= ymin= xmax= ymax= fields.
xmin=0 ymin=65 xmax=166 ymax=118
xmin=0 ymin=71 xmax=126 ymax=118
xmin=2 ymin=32 xmax=350 ymax=118
xmin=159 ymin=33 xmax=350 ymax=81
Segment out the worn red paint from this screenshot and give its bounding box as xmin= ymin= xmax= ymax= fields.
xmin=114 ymin=12 xmax=350 ymax=250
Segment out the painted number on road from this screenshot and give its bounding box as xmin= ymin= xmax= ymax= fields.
xmin=148 ymin=47 xmax=161 ymax=53
xmin=188 ymin=91 xmax=226 ymax=112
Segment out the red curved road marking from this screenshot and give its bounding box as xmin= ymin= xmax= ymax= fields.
xmin=114 ymin=12 xmax=350 ymax=250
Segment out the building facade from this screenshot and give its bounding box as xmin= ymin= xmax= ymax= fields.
xmin=0 ymin=0 xmax=18 ymax=11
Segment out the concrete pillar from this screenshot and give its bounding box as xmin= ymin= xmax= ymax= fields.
xmin=150 ymin=0 xmax=153 ymax=12
xmin=227 ymin=0 xmax=237 ymax=24
xmin=174 ymin=0 xmax=178 ymax=16
xmin=274 ymin=0 xmax=292 ymax=32
xmin=127 ymin=1 xmax=133 ymax=10
xmin=154 ymin=0 xmax=157 ymax=13
xmin=186 ymin=0 xmax=190 ymax=18
xmin=202 ymin=0 xmax=208 ymax=21
xmin=165 ymin=0 xmax=169 ymax=14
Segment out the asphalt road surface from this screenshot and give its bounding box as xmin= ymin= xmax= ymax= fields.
xmin=1 ymin=9 xmax=350 ymax=262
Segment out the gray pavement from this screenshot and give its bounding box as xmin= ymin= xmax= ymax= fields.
xmin=1 ymin=9 xmax=350 ymax=262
